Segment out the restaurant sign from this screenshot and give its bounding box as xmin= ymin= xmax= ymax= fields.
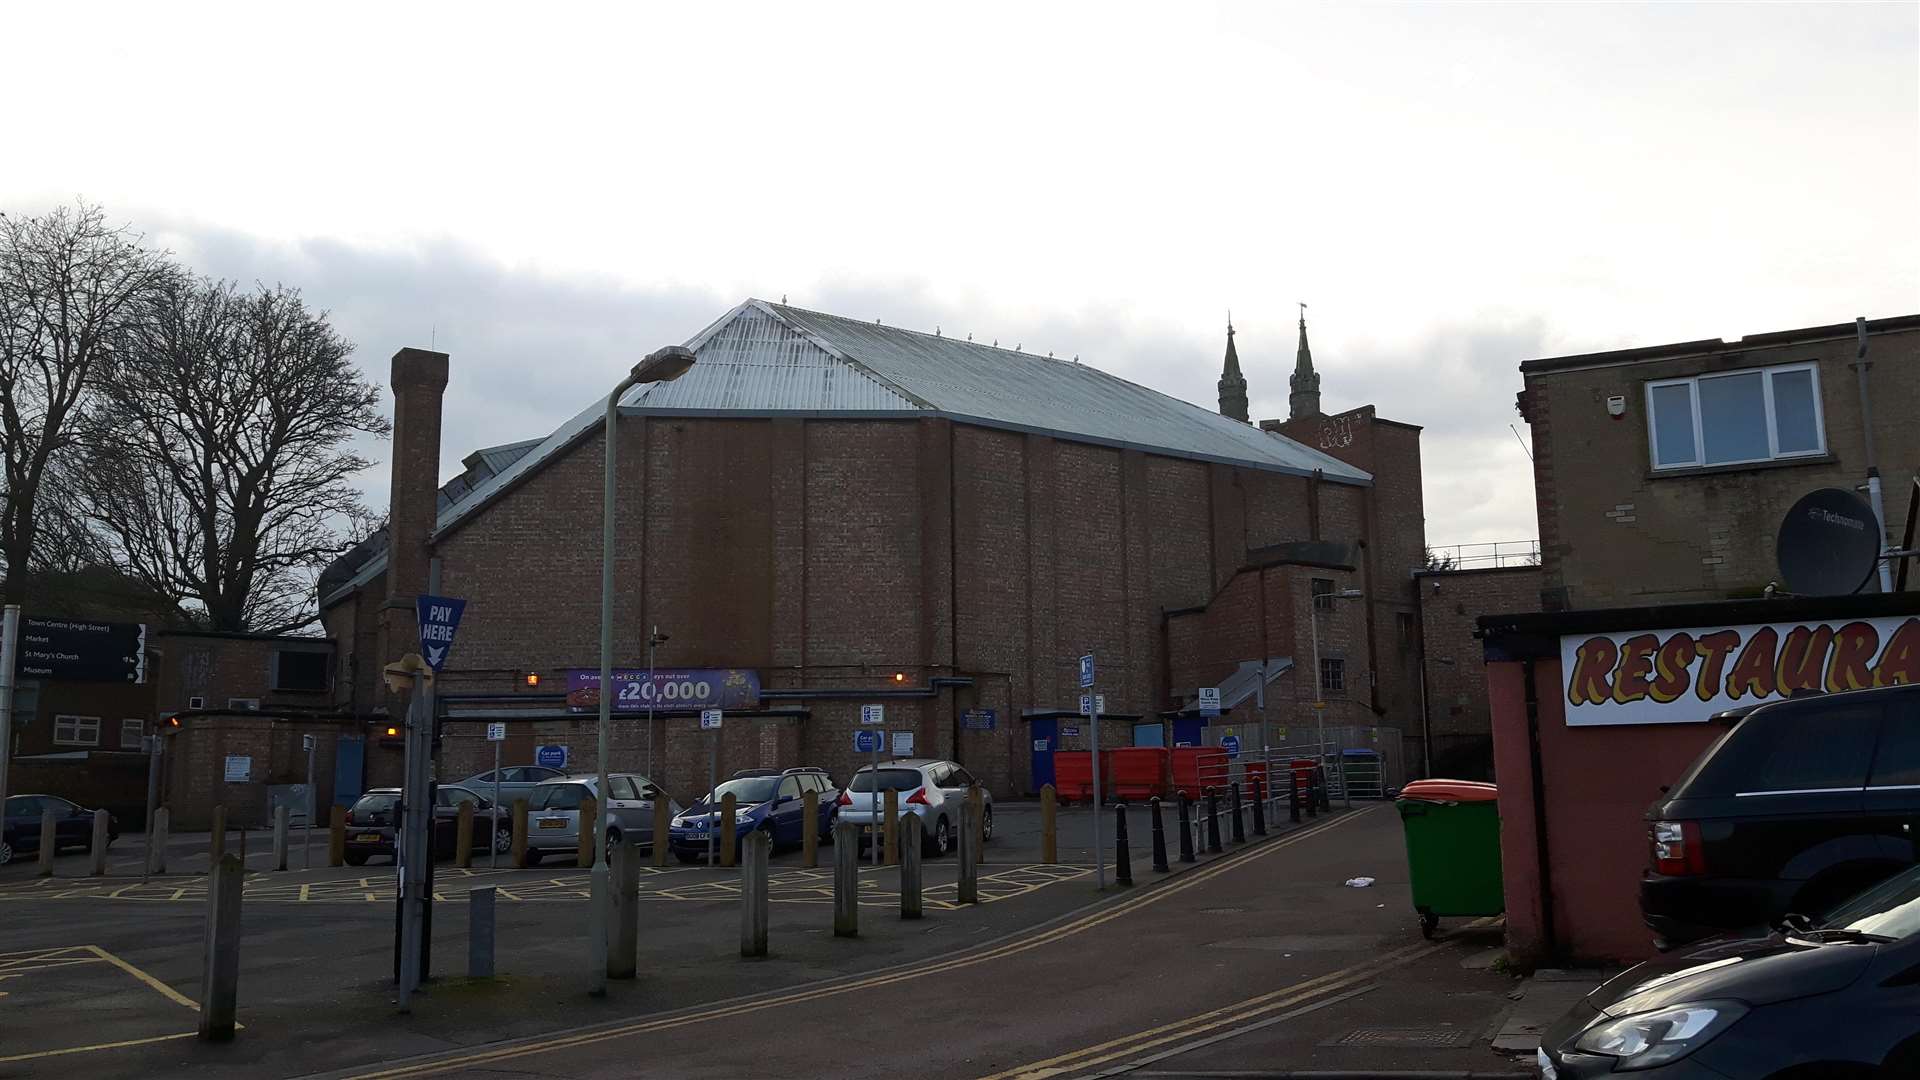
xmin=1562 ymin=615 xmax=1919 ymax=726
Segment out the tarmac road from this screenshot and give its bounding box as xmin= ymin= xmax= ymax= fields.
xmin=304 ymin=804 xmax=1527 ymax=1080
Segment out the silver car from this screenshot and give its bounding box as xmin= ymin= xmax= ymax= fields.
xmin=837 ymin=759 xmax=992 ymax=857
xmin=453 ymin=764 xmax=567 ymax=809
xmin=523 ymin=773 xmax=680 ymax=866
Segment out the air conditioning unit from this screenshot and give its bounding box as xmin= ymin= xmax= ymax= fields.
xmin=188 ymin=696 xmax=206 ymax=710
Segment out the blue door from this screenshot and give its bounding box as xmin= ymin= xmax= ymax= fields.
xmin=1172 ymin=718 xmax=1204 ymax=748
xmin=333 ymin=735 xmax=365 ymax=807
xmin=1133 ymin=723 xmax=1165 ymax=747
xmin=1030 ymin=718 xmax=1058 ymax=791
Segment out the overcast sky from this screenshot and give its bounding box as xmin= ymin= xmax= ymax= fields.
xmin=5 ymin=2 xmax=1915 ymax=551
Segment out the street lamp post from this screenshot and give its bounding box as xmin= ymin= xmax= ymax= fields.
xmin=594 ymin=344 xmax=695 ymax=992
xmin=1309 ymin=588 xmax=1365 ymax=790
xmin=647 ymin=627 xmax=668 ymax=784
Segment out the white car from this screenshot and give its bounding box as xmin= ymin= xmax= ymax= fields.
xmin=835 ymin=758 xmax=992 ymax=857
xmin=523 ymin=772 xmax=679 ymax=865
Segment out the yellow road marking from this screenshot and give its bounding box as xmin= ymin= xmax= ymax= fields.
xmin=344 ymin=809 xmax=1373 ymax=1079
xmin=0 ymin=1030 xmax=197 ymax=1064
xmin=87 ymin=945 xmax=201 ymax=1011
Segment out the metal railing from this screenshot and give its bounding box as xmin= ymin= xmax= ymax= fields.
xmin=1423 ymin=540 xmax=1540 ymax=571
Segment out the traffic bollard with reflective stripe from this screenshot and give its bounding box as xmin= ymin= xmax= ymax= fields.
xmin=1230 ymin=782 xmax=1246 ymax=844
xmin=1113 ymin=802 xmax=1132 ymax=887
xmin=1150 ymin=797 xmax=1170 ymax=873
xmin=1251 ymin=776 xmax=1267 ymax=836
xmin=833 ymin=819 xmax=859 ymax=937
xmin=1205 ymin=789 xmax=1223 ymax=854
xmin=899 ymin=814 xmax=923 ymax=919
xmin=1176 ymin=795 xmax=1195 ymax=864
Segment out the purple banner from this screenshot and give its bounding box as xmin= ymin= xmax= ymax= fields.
xmin=565 ymin=668 xmax=760 ymax=713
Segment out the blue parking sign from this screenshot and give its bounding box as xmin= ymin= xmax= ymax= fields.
xmin=1221 ymin=735 xmax=1241 ymax=759
xmin=1079 ymin=653 xmax=1095 ymax=689
xmin=854 ymin=729 xmax=881 ymax=753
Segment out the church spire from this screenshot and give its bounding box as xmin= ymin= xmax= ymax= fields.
xmin=1288 ymin=303 xmax=1321 ymax=420
xmin=1217 ymin=313 xmax=1249 ymax=423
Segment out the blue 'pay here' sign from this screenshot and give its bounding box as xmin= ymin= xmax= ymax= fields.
xmin=416 ymin=594 xmax=466 ymax=671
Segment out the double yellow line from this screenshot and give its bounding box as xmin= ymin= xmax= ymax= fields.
xmin=342 ymin=808 xmax=1374 ymax=1079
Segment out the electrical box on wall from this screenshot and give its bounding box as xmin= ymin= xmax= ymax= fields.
xmin=1606 ymin=395 xmax=1627 ymax=418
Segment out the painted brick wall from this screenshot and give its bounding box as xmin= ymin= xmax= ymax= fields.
xmin=1417 ymin=565 xmax=1543 ymax=779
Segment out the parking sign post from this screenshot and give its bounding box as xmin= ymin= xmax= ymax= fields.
xmin=1081 ymin=653 xmax=1104 ymax=890
xmin=701 ymin=710 xmax=722 ymax=866
xmin=861 ymin=704 xmax=884 ymax=870
xmin=486 ymin=722 xmax=506 ymax=869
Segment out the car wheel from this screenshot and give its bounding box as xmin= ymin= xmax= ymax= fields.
xmin=492 ymin=824 xmax=513 ymax=854
xmin=0 ymin=839 xmax=12 ymax=865
xmin=344 ymin=851 xmax=368 ymax=866
xmin=929 ymin=818 xmax=951 ymax=857
xmin=982 ymin=807 xmax=994 ymax=842
xmin=759 ymin=824 xmax=778 ymax=855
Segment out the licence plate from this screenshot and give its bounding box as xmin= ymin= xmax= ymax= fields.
xmin=354 ymin=833 xmax=382 ymax=844
xmin=539 ymin=819 xmax=567 ymax=830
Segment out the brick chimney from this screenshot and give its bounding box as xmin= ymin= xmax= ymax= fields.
xmin=379 ymin=347 xmax=449 ymax=674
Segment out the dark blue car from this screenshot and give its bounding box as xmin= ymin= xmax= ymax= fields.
xmin=3 ymin=794 xmax=119 ymax=865
xmin=669 ymin=769 xmax=838 ymax=864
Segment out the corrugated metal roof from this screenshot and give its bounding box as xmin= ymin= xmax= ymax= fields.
xmin=322 ymin=298 xmax=1370 ymax=609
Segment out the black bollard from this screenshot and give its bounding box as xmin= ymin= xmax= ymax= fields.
xmin=1205 ymin=789 xmax=1223 ymax=854
xmin=1251 ymin=775 xmax=1267 ymax=835
xmin=1289 ymin=768 xmax=1303 ymax=823
xmin=1306 ymin=768 xmax=1319 ymax=818
xmin=1317 ymin=766 xmax=1332 ymax=811
xmin=1150 ymin=797 xmax=1170 ymax=873
xmin=1113 ymin=802 xmax=1132 ymax=886
xmin=1177 ymin=794 xmax=1196 ymax=863
xmin=1230 ymin=782 xmax=1246 ymax=844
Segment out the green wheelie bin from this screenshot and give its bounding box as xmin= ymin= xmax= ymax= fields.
xmin=1396 ymin=779 xmax=1503 ymax=938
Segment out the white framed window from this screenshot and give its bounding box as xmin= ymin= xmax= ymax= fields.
xmin=1645 ymin=362 xmax=1825 ymax=470
xmin=54 ymin=715 xmax=101 ymax=746
xmin=120 ymin=718 xmax=144 ymax=747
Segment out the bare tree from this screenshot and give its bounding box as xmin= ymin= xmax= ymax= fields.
xmin=0 ymin=203 xmax=173 ymax=600
xmin=79 ymin=279 xmax=390 ymax=632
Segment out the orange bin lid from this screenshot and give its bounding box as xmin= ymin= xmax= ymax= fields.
xmin=1399 ymin=779 xmax=1497 ymax=803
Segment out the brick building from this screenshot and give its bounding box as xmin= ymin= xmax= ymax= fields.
xmin=319 ymin=300 xmax=1433 ymax=801
xmin=1414 ymin=564 xmax=1542 ymax=780
xmin=1518 ymin=314 xmax=1920 ymax=609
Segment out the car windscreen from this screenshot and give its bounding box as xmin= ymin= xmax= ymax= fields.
xmin=849 ymin=769 xmax=923 ymax=793
xmin=1823 ymin=864 xmax=1920 ymax=940
xmin=352 ymin=794 xmax=398 ymax=815
xmin=1671 ymin=701 xmax=1880 ymax=797
xmin=710 ymin=777 xmax=780 ymax=805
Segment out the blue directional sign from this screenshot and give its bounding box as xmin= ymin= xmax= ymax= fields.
xmin=415 ymin=594 xmax=466 ymax=671
xmin=536 ymin=744 xmax=569 ymax=769
xmin=853 ymin=729 xmax=882 ymax=753
xmin=1079 ymin=653 xmax=1095 ymax=689
xmin=1220 ymin=734 xmax=1241 ymax=760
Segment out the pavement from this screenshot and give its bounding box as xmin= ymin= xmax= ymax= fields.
xmin=0 ymin=797 xmax=1558 ymax=1079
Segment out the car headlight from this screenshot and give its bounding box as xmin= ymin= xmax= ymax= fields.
xmin=1573 ymin=1001 xmax=1747 ymax=1070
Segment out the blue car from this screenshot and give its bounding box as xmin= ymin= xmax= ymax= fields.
xmin=669 ymin=769 xmax=839 ymax=864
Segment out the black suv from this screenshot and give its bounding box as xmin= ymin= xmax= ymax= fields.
xmin=1642 ymin=682 xmax=1920 ymax=950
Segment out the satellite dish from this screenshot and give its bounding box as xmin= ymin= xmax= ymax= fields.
xmin=1777 ymin=488 xmax=1880 ymax=595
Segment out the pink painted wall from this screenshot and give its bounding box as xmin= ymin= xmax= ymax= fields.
xmin=1489 ymin=656 xmax=1727 ymax=966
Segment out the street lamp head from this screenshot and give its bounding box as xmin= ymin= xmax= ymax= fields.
xmin=631 ymin=345 xmax=696 ymax=384
xmin=1338 ymin=589 xmax=1364 ymax=599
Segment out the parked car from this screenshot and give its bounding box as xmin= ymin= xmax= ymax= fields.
xmin=1 ymin=794 xmax=119 ymax=865
xmin=1641 ymin=683 xmax=1920 ymax=950
xmin=835 ymin=758 xmax=991 ymax=857
xmin=523 ymin=773 xmax=678 ymax=866
xmin=451 ymin=764 xmax=567 ymax=808
xmin=1541 ymin=861 xmax=1920 ymax=1077
xmin=668 ymin=769 xmax=839 ymax=863
xmin=342 ymin=785 xmax=502 ymax=866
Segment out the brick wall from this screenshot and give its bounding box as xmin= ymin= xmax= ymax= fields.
xmin=1416 ymin=565 xmax=1543 ymax=779
xmin=1522 ymin=321 xmax=1919 ymax=608
xmin=154 ymin=633 xmax=336 ymax=716
xmin=164 ymin=714 xmax=362 ymax=829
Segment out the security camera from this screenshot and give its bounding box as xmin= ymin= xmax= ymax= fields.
xmin=1432 ymin=580 xmax=1442 ymax=592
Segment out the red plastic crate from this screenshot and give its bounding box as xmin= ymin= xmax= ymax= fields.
xmin=1109 ymin=747 xmax=1170 ymax=801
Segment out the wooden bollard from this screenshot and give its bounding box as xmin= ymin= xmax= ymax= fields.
xmin=511 ymin=799 xmax=529 ymax=868
xmin=719 ymin=793 xmax=738 ymax=868
xmin=958 ymin=798 xmax=980 ymax=904
xmin=455 ymin=801 xmax=474 ymax=868
xmin=150 ymin=807 xmax=170 ymax=875
xmin=271 ymin=806 xmax=289 ymax=872
xmin=577 ymin=797 xmax=597 ymax=869
xmin=1040 ymin=784 xmax=1058 ymax=864
xmin=801 ymin=788 xmax=819 ymax=868
xmin=899 ymin=814 xmax=923 ymax=919
xmin=328 ymin=805 xmax=346 ymax=867
xmin=968 ymin=784 xmax=986 ymax=864
xmin=198 ymin=853 xmax=244 ymax=1041
xmin=210 ymin=805 xmax=228 ymax=869
xmin=832 ymin=819 xmax=859 ymax=937
xmin=653 ymin=796 xmax=671 ymax=868
xmin=740 ymin=830 xmax=769 ymax=957
xmin=882 ymin=788 xmax=899 ymax=867
xmin=37 ymin=809 xmax=56 ymax=876
xmin=88 ymin=808 xmax=111 ymax=876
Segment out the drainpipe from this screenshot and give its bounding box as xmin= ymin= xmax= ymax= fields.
xmin=1523 ymin=658 xmax=1557 ymax=963
xmin=1854 ymin=316 xmax=1894 ymax=593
